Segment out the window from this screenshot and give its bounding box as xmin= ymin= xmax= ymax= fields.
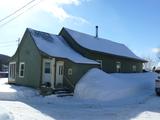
xmin=68 ymin=68 xmax=72 ymax=75
xmin=19 ymin=62 xmax=25 ymax=78
xmin=9 ymin=62 xmax=16 ymax=80
xmin=116 ymin=61 xmax=121 ymax=73
xmin=132 ymin=65 xmax=137 ymax=72
xmin=59 ymin=65 xmax=64 ymax=75
xmin=45 ymin=62 xmax=51 ymax=73
xmin=96 ymin=60 xmax=103 ymax=69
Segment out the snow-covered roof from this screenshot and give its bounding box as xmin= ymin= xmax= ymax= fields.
xmin=63 ymin=28 xmax=145 ymax=61
xmin=28 ymin=28 xmax=98 ymax=64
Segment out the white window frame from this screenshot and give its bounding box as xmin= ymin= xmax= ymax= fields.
xmin=19 ymin=62 xmax=25 ymax=78
xmin=96 ymin=60 xmax=103 ymax=69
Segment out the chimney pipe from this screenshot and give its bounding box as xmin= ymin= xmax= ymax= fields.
xmin=95 ymin=26 xmax=98 ymax=38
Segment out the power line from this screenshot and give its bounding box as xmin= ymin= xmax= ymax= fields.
xmin=0 ymin=0 xmax=36 ymax=23
xmin=0 ymin=43 xmax=17 ymax=46
xmin=0 ymin=40 xmax=17 ymax=44
xmin=0 ymin=0 xmax=43 ymax=28
xmin=0 ymin=43 xmax=17 ymax=48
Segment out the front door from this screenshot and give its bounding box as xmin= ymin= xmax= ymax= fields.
xmin=42 ymin=59 xmax=55 ymax=88
xmin=56 ymin=61 xmax=64 ymax=88
xmin=43 ymin=59 xmax=51 ymax=85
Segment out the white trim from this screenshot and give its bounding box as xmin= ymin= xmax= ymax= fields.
xmin=9 ymin=62 xmax=16 ymax=82
xmin=19 ymin=62 xmax=25 ymax=78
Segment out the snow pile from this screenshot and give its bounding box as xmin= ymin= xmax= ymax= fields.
xmin=74 ymin=68 xmax=157 ymax=103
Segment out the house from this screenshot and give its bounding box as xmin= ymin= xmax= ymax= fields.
xmin=0 ymin=54 xmax=10 ymax=78
xmin=8 ymin=27 xmax=146 ymax=92
xmin=0 ymin=54 xmax=10 ymax=72
xmin=59 ymin=27 xmax=146 ymax=73
xmin=8 ymin=28 xmax=99 ymax=91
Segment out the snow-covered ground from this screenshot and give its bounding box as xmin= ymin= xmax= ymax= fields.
xmin=0 ymin=70 xmax=159 ymax=120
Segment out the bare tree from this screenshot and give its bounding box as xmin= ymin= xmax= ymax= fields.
xmin=152 ymin=47 xmax=160 ymax=70
xmin=143 ymin=56 xmax=157 ymax=71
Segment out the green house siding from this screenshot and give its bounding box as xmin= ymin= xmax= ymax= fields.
xmin=91 ymin=55 xmax=143 ymax=73
xmin=60 ymin=29 xmax=143 ymax=73
xmin=9 ymin=30 xmax=42 ymax=88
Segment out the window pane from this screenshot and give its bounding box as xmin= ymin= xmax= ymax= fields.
xmin=21 ymin=64 xmax=24 ymax=69
xmin=19 ymin=63 xmax=25 ymax=77
xmin=45 ymin=62 xmax=50 ymax=73
xmin=20 ymin=71 xmax=23 ymax=76
xmin=45 ymin=62 xmax=50 ymax=68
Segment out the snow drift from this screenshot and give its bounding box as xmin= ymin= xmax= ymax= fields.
xmin=74 ymin=68 xmax=157 ymax=102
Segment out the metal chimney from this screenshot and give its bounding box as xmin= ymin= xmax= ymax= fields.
xmin=95 ymin=26 xmax=98 ymax=38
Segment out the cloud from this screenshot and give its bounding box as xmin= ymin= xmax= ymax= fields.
xmin=51 ymin=0 xmax=80 ymax=6
xmin=39 ymin=0 xmax=89 ymax=25
xmin=152 ymin=48 xmax=160 ymax=53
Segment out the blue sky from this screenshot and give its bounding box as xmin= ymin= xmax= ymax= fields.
xmin=0 ymin=0 xmax=159 ymax=61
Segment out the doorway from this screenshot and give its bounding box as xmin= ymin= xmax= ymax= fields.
xmin=56 ymin=61 xmax=64 ymax=88
xmin=42 ymin=59 xmax=55 ymax=88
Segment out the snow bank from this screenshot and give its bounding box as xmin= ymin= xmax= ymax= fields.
xmin=74 ymin=68 xmax=157 ymax=103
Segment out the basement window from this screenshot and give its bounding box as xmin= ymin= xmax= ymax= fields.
xmin=116 ymin=61 xmax=121 ymax=73
xmin=19 ymin=62 xmax=25 ymax=78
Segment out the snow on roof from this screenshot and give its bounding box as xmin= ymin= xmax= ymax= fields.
xmin=63 ymin=28 xmax=145 ymax=61
xmin=28 ymin=28 xmax=98 ymax=64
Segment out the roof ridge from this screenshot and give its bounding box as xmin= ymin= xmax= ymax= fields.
xmin=63 ymin=27 xmax=124 ymax=46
